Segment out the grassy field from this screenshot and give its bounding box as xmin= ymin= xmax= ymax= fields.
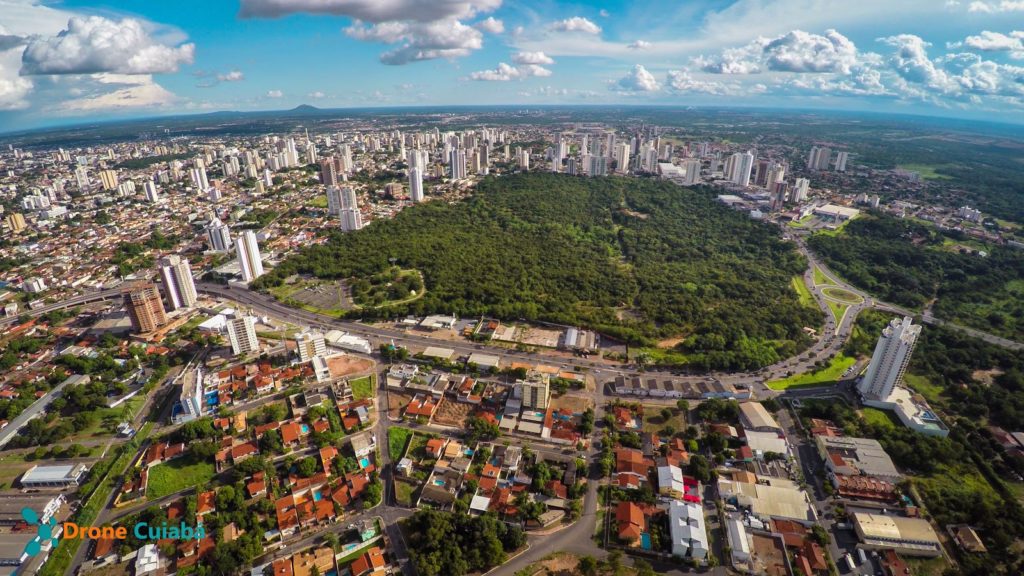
xmin=767 ymin=353 xmax=857 ymax=390
xmin=897 ymin=163 xmax=954 ymax=180
xmin=820 ymin=286 xmax=862 ymax=304
xmin=0 ymin=452 xmax=39 ymax=489
xmin=350 ymin=376 xmax=374 ymax=400
xmin=861 ymin=407 xmax=899 ymax=431
xmin=826 ymin=300 xmax=850 ymax=324
xmin=903 ymin=373 xmax=945 ymax=406
xmin=395 ymin=478 xmax=417 ymax=506
xmin=812 ymin=265 xmax=837 ymax=286
xmin=904 ymin=557 xmax=950 ymax=576
xmin=310 ymin=196 xmax=328 ymax=208
xmin=388 ymin=427 xmax=414 ymax=461
xmin=641 ymin=404 xmax=688 ymax=436
xmin=71 ymin=396 xmax=146 ymax=440
xmin=791 ymin=276 xmax=815 ymax=308
xmin=146 ymin=455 xmax=216 ymax=499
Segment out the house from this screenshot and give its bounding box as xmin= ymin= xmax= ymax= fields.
xmin=657 ymin=463 xmax=685 ymax=498
xmin=405 ymin=394 xmax=439 ymax=420
xmin=616 ymin=502 xmax=646 ymax=546
xmin=196 ymin=490 xmax=216 ymax=519
xmin=292 ymin=547 xmax=335 ymax=576
xmin=425 ymin=437 xmax=446 ymax=459
xmin=614 ymin=448 xmax=654 ymax=489
xmin=668 ymin=500 xmax=708 ymax=560
xmin=349 ymin=431 xmax=376 ymax=458
xmin=350 ymin=546 xmax=386 ymax=576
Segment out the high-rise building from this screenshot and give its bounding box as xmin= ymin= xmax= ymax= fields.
xmin=807 ymin=146 xmax=832 ymax=171
xmin=98 ymin=169 xmax=119 ymax=191
xmin=518 ymin=372 xmax=551 ymax=409
xmin=123 ymin=283 xmax=168 ymax=334
xmin=75 ymin=167 xmax=90 ymax=191
xmin=320 ymin=158 xmax=340 ymax=186
xmin=449 ymin=149 xmax=467 ymax=180
xmin=792 ymin=178 xmax=810 ymax=203
xmin=729 ymin=152 xmax=754 ymax=187
xmin=190 ymin=166 xmax=210 ymax=191
xmin=206 ymin=217 xmax=233 ymax=251
xmin=143 ymin=181 xmax=160 ymax=202
xmin=158 ymin=255 xmax=197 ymax=311
xmin=614 ymin=142 xmax=631 ymax=174
xmin=5 ymin=213 xmax=27 ymax=233
xmin=226 ymin=315 xmax=259 ymax=356
xmin=326 ymin=185 xmax=343 ymax=216
xmin=681 ymin=159 xmax=701 ymax=186
xmin=338 ymin=186 xmax=363 ymax=232
xmin=518 ymin=149 xmax=530 ymax=170
xmin=236 ymin=230 xmax=265 ymax=282
xmin=835 ymin=151 xmax=849 ymax=172
xmin=858 ymin=317 xmax=921 ymax=402
xmin=295 ymin=330 xmax=327 ymax=363
xmin=409 ymin=167 xmax=424 ymax=203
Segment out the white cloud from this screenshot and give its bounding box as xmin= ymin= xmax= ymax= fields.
xmin=550 ymin=17 xmax=601 ymax=35
xmin=878 ymin=34 xmax=957 ymax=92
xmin=308 ymin=90 xmax=325 ymax=98
xmin=628 ymin=40 xmax=652 ymax=50
xmin=475 ymin=16 xmax=504 ymax=34
xmin=217 ymin=70 xmax=245 ymax=82
xmin=267 ymin=89 xmax=283 ymax=97
xmin=612 ymin=64 xmax=660 ymax=92
xmin=469 ymin=61 xmax=552 ymax=80
xmin=511 ymin=51 xmax=554 ymax=65
xmin=58 ymin=74 xmax=177 ymax=112
xmin=968 ymin=1 xmax=1024 ymax=12
xmin=952 ymin=30 xmax=1024 ymax=58
xmin=21 ymin=16 xmax=194 ymax=75
xmin=0 ymin=49 xmax=31 ymax=109
xmin=666 ymin=70 xmax=736 ymax=95
xmin=599 ymin=9 xmax=610 ymax=18
xmin=345 ymin=18 xmax=484 ymax=64
xmin=697 ymin=29 xmax=859 ymax=75
xmin=238 ymin=0 xmax=502 ymax=22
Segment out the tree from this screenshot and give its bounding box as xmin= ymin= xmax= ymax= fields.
xmin=633 ymin=559 xmax=656 ymax=576
xmin=687 ymin=454 xmax=712 ymax=483
xmin=259 ymin=429 xmax=284 ymax=454
xmin=577 ymin=556 xmax=599 ymax=576
xmin=296 ymin=456 xmax=319 ymax=478
xmin=677 ymin=399 xmax=690 ymax=412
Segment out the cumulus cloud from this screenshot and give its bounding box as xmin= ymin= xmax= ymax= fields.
xmin=307 ymin=90 xmax=326 ymax=98
xmin=59 ymin=74 xmax=177 ymax=112
xmin=952 ymin=30 xmax=1024 ymax=58
xmin=550 ymin=17 xmax=601 ymax=35
xmin=666 ymin=70 xmax=736 ymax=95
xmin=345 ymin=18 xmax=483 ymax=64
xmin=267 ymin=89 xmax=283 ymax=97
xmin=612 ymin=64 xmax=660 ymax=92
xmin=469 ymin=61 xmax=552 ymax=81
xmin=475 ymin=17 xmax=504 ymax=34
xmin=968 ymin=1 xmax=1024 ymax=12
xmin=238 ymin=0 xmax=502 ymax=22
xmin=0 ymin=55 xmax=31 ymax=109
xmin=878 ymin=34 xmax=956 ymax=92
xmin=21 ymin=16 xmax=194 ymax=75
xmin=697 ymin=29 xmax=859 ymax=75
xmin=511 ymin=51 xmax=554 ymax=65
xmin=217 ymin=70 xmax=244 ymax=82
xmin=627 ymin=40 xmax=652 ymax=50
xmin=599 ymin=9 xmax=610 ymax=18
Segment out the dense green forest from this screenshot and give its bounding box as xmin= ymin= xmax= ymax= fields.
xmin=256 ymin=173 xmax=819 ymax=369
xmin=809 ymin=213 xmax=1024 ymax=341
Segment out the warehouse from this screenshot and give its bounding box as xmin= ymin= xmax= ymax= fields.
xmin=852 ymin=513 xmax=942 ymax=557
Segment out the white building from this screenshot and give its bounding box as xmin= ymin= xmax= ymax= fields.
xmin=726 ymin=517 xmax=751 ymax=564
xmin=835 ymin=151 xmax=849 ymax=172
xmin=614 ymin=142 xmax=631 ymax=174
xmin=226 ymin=315 xmax=259 ymax=356
xmin=338 ymin=186 xmax=363 ymax=232
xmin=729 ymin=151 xmax=754 ymax=187
xmin=858 ymin=316 xmax=920 ymax=402
xmin=409 ymin=166 xmax=424 ymax=203
xmin=295 ymin=330 xmax=327 ymax=363
xmin=236 ymin=230 xmax=265 ymax=283
xmin=668 ymin=500 xmax=708 ymax=560
xmin=807 ymin=146 xmax=831 ymax=170
xmin=681 ymin=159 xmax=702 ymax=186
xmin=449 ymin=149 xmax=467 ymax=180
xmin=158 ymin=255 xmax=197 ymax=311
xmin=207 ymin=217 xmax=233 ymax=252
xmin=143 ymin=180 xmax=160 ymax=202
xmin=792 ymin=178 xmax=810 ymax=203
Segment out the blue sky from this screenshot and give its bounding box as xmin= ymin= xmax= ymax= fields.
xmin=2 ymin=0 xmax=1024 ymax=130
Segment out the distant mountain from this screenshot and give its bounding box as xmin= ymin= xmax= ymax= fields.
xmin=287 ymin=104 xmax=324 ymax=115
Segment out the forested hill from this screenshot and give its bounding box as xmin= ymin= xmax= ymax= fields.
xmin=256 ymin=173 xmax=819 ymax=369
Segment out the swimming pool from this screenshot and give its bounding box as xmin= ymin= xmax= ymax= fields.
xmin=359 ymin=457 xmax=370 ymax=468
xmin=301 ymin=423 xmax=311 ymax=434
xmin=313 ymin=490 xmax=323 ymax=502
xmin=640 ymin=533 xmax=651 ymax=550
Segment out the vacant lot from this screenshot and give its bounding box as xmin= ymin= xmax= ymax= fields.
xmin=434 ymin=399 xmax=473 ymax=427
xmin=394 ymin=478 xmax=418 ymax=507
xmin=550 ymin=394 xmax=593 ymax=415
xmin=146 ymin=456 xmax=216 ymax=499
xmin=388 ymin=427 xmax=414 ymax=461
xmin=767 ymin=353 xmax=857 ymax=390
xmin=350 ymin=376 xmax=374 ymax=400
xmin=327 ymin=355 xmax=374 ymax=378
xmin=387 ymin=391 xmax=414 ymax=420
xmin=641 ymin=404 xmax=688 ymax=436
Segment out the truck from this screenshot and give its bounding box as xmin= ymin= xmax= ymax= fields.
xmin=857 ymin=548 xmax=868 ymax=565
xmin=844 ymin=553 xmax=856 ymax=571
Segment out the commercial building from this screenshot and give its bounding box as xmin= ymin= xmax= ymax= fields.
xmin=226 ymin=315 xmax=259 ymax=356
xmin=739 ymin=402 xmax=782 ymax=434
xmin=813 ymin=203 xmax=860 ymax=221
xmin=668 ymin=500 xmax=709 ymax=560
xmin=123 ymin=283 xmax=168 ymax=334
xmin=4 ymin=213 xmax=26 ymax=233
xmin=19 ymin=464 xmax=88 ymax=488
xmin=295 ymin=330 xmax=327 ymax=363
xmin=236 ymin=230 xmax=265 ymax=283
xmin=851 ymin=512 xmax=942 ymax=557
xmin=717 ymin=478 xmax=816 ymax=523
xmin=816 ymin=436 xmax=901 ymax=481
xmin=517 ymin=372 xmax=551 ymax=410
xmin=859 ymin=316 xmax=920 ymax=402
xmin=158 ymin=255 xmax=198 ymax=311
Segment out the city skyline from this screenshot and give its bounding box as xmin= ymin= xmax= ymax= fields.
xmin=3 ymin=0 xmax=1024 ymax=131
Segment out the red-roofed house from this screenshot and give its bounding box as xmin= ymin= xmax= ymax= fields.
xmin=616 ymin=502 xmax=646 ymax=546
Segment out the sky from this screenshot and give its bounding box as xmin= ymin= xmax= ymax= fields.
xmin=2 ymin=0 xmax=1024 ymax=131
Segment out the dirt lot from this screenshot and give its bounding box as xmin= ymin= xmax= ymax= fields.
xmin=433 ymin=398 xmax=473 ymax=427
xmin=326 ymin=355 xmax=374 ymax=378
xmin=751 ymin=533 xmax=789 ymax=576
xmin=519 ymin=326 xmax=561 ymax=348
xmin=550 ymin=394 xmax=593 ymax=415
xmin=388 ymin=391 xmax=415 ymax=419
